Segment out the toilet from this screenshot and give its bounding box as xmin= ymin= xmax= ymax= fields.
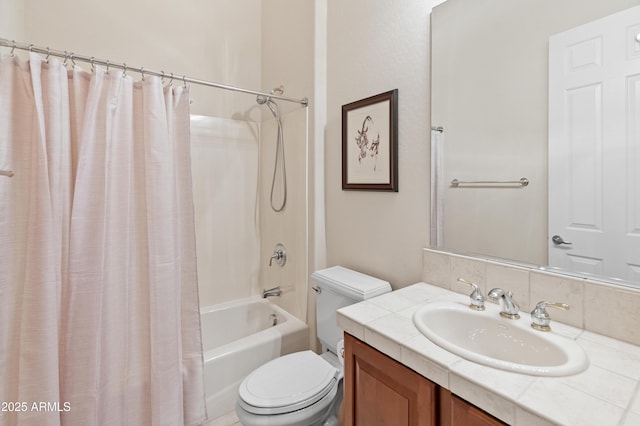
xmin=235 ymin=266 xmax=391 ymax=426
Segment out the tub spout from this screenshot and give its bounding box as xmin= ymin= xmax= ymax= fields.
xmin=262 ymin=286 xmax=282 ymax=298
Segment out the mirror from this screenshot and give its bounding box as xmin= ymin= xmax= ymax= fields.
xmin=431 ymin=0 xmax=640 ymax=288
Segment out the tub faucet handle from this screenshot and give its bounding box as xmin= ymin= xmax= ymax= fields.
xmin=457 ymin=278 xmax=485 ymax=311
xmin=269 ymin=243 xmax=287 ymax=267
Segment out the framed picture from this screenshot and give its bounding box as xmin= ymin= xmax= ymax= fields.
xmin=342 ymin=89 xmax=398 ymax=191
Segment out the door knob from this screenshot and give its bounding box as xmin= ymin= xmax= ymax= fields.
xmin=552 ymin=235 xmax=572 ymax=245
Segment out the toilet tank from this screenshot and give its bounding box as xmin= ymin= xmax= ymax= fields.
xmin=311 ymin=266 xmax=391 ymax=354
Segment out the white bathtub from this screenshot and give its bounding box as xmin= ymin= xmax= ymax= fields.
xmin=200 ymin=296 xmax=309 ymax=421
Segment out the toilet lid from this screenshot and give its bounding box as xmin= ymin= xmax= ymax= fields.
xmin=238 ymin=350 xmax=339 ymax=415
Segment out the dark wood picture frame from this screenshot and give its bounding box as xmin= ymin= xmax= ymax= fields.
xmin=342 ymin=89 xmax=398 ymax=191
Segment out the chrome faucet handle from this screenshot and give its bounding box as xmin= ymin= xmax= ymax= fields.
xmin=487 ymin=288 xmax=520 ymax=319
xmin=531 ymin=301 xmax=569 ymax=332
xmin=457 ymin=278 xmax=485 ymax=311
xmin=268 ymin=243 xmax=287 ymax=267
xmin=268 ymin=251 xmax=282 ymax=267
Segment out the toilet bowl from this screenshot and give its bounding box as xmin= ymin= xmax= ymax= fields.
xmin=236 ymin=348 xmax=343 ymax=426
xmin=235 ymin=266 xmax=391 ymax=426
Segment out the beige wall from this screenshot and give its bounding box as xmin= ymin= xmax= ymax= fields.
xmin=0 ymin=0 xmax=25 ymax=40
xmin=325 ymin=0 xmax=432 ymax=289
xmin=16 ymin=0 xmax=262 ymax=119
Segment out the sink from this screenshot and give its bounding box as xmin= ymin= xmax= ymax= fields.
xmin=412 ymin=300 xmax=589 ymax=376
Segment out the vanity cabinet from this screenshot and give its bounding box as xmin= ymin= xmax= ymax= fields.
xmin=343 ymin=334 xmax=506 ymax=426
xmin=440 ymin=388 xmax=506 ymax=426
xmin=343 ymin=333 xmax=438 ymax=425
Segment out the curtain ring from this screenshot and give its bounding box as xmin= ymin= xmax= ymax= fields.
xmin=10 ymin=40 xmax=16 ymax=57
xmin=122 ymin=63 xmax=128 ymax=78
xmin=105 ymin=59 xmax=110 ymax=74
xmin=28 ymin=44 xmax=33 ymax=52
xmin=45 ymin=47 xmax=51 ymax=63
xmin=169 ymin=73 xmax=174 ymax=86
xmin=160 ymin=70 xmax=165 ymax=84
xmin=183 ymin=75 xmax=187 ymax=88
xmin=90 ymin=57 xmax=95 ymax=73
xmin=140 ymin=67 xmax=145 ymax=81
xmin=63 ymin=51 xmax=69 ymax=67
xmin=69 ymin=53 xmax=76 ymax=67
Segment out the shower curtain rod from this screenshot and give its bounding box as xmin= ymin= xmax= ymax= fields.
xmin=0 ymin=38 xmax=309 ymax=107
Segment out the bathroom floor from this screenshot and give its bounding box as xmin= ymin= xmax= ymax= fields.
xmin=204 ymin=410 xmax=241 ymax=426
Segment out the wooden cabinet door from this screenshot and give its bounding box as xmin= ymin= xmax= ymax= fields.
xmin=343 ymin=333 xmax=437 ymax=426
xmin=440 ymin=388 xmax=506 ymax=426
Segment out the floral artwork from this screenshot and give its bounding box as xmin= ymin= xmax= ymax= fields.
xmin=355 ymin=116 xmax=381 ymax=171
xmin=342 ymin=89 xmax=398 ymax=191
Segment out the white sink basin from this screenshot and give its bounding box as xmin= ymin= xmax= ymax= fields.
xmin=412 ymin=300 xmax=589 ymax=376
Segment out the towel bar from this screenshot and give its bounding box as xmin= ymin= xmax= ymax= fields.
xmin=450 ymin=177 xmax=529 ymax=187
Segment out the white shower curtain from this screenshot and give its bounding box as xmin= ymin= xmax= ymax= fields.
xmin=0 ymin=53 xmax=206 ymax=426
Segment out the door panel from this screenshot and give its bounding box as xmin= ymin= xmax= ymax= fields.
xmin=549 ymin=5 xmax=640 ymax=283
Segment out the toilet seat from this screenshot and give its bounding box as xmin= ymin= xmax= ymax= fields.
xmin=238 ymin=350 xmax=340 ymax=415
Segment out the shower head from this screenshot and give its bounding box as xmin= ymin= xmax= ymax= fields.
xmin=256 ymin=86 xmax=285 ymax=105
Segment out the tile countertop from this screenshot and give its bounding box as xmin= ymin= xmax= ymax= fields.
xmin=337 ymin=282 xmax=640 ymax=426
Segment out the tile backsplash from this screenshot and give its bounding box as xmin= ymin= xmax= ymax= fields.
xmin=422 ymin=248 xmax=640 ymax=346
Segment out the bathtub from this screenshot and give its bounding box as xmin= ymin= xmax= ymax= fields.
xmin=200 ymin=296 xmax=309 ymax=421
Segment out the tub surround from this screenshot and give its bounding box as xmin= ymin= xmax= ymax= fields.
xmin=338 ymin=282 xmax=640 ymax=425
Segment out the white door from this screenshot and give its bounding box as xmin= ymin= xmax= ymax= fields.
xmin=549 ymin=5 xmax=640 ymax=283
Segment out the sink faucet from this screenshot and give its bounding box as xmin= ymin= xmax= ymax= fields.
xmin=487 ymin=288 xmax=520 ymax=319
xmin=262 ymin=286 xmax=282 ymax=298
xmin=456 ymin=278 xmax=485 ymax=311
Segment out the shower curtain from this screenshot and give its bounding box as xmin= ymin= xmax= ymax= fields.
xmin=0 ymin=53 xmax=206 ymax=425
